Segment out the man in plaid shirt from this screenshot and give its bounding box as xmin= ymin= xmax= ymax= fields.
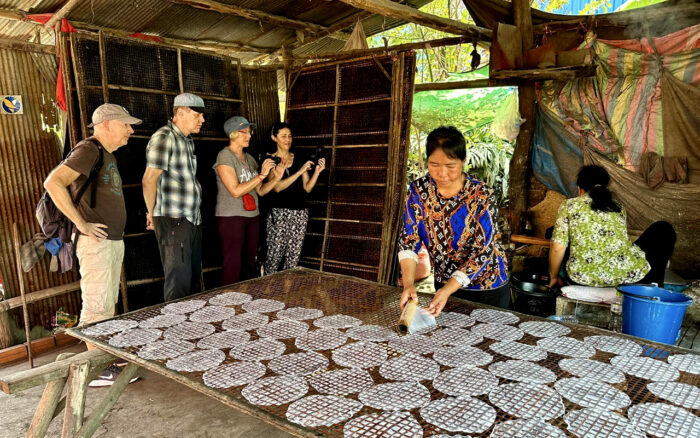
xmin=142 ymin=93 xmax=205 ymax=302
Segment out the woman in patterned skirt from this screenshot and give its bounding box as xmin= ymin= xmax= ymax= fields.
xmin=263 ymin=122 xmax=326 ymax=275
xmin=399 ymin=126 xmax=509 ymax=316
xmin=548 ymin=165 xmax=675 ymax=288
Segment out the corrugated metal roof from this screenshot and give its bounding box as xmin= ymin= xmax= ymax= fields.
xmin=0 ymin=0 xmax=435 ymax=59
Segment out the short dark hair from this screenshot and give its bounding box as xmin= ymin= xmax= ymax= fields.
xmin=426 ymin=126 xmax=466 ymax=161
xmin=271 ymin=122 xmax=291 ymax=137
xmin=576 ymin=165 xmax=621 ymax=213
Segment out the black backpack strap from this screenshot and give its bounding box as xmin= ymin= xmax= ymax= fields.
xmin=72 ymin=141 xmax=104 ymax=207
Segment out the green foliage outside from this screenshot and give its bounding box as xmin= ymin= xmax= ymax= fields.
xmin=368 ymin=1 xmax=515 ymax=203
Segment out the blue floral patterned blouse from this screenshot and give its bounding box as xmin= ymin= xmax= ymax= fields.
xmin=398 ymin=174 xmax=508 ymax=290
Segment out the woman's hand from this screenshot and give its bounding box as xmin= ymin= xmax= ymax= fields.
xmin=260 ymin=159 xmax=276 ymax=177
xmin=400 ymin=285 xmax=418 ymax=311
xmin=548 ymin=275 xmax=564 ymax=288
xmin=315 ymin=158 xmax=326 ymax=173
xmin=298 ymin=160 xmax=313 ymax=175
xmin=425 ymin=288 xmax=450 ymax=317
xmin=272 ymin=160 xmax=285 ymax=180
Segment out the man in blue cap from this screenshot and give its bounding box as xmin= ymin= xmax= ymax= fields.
xmin=142 ymin=93 xmax=205 ymax=302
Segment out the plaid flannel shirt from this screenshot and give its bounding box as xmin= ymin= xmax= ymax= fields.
xmin=146 ymin=121 xmax=202 ymax=225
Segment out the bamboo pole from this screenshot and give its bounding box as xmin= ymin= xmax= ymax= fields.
xmin=11 ymin=223 xmax=33 ymax=368
xmin=168 ymin=0 xmax=327 ymax=33
xmin=45 ymin=0 xmax=84 ymax=29
xmin=98 ymin=31 xmax=109 ymax=102
xmin=57 ymin=28 xmax=79 ymax=148
xmin=337 ymin=0 xmax=492 ymax=40
xmin=69 ymin=33 xmax=89 ymax=138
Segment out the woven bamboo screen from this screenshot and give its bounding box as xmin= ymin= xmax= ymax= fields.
xmin=286 ymin=53 xmax=416 ymax=283
xmin=66 ymin=32 xmax=279 ymax=311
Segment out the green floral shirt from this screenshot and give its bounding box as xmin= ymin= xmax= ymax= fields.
xmin=551 ymin=195 xmax=649 ymax=287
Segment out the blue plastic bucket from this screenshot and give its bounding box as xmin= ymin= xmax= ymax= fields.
xmin=617 ymin=285 xmax=693 ymax=345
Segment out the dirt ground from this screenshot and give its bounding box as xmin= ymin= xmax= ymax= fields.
xmin=0 ymin=343 xmax=292 ymax=438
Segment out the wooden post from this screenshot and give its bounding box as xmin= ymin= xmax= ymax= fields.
xmin=119 ymin=267 xmax=129 ymax=314
xmin=26 ymin=353 xmax=75 ymax=438
xmin=11 ymin=223 xmax=33 ymax=368
xmin=75 ymin=363 xmax=139 ymax=438
xmin=508 ymin=0 xmax=536 ymax=235
xmin=61 ymin=361 xmax=90 ymax=438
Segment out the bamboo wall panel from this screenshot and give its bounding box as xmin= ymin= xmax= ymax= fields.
xmin=0 ymin=48 xmax=81 ymax=337
xmin=288 ymin=54 xmax=415 ymax=283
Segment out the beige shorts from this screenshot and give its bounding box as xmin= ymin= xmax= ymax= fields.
xmin=76 ymin=237 xmax=125 ymax=326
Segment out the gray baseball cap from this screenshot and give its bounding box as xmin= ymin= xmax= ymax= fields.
xmin=224 ymin=116 xmax=256 ymax=137
xmin=173 ymin=93 xmax=205 ymax=108
xmin=88 ymin=103 xmax=142 ymax=127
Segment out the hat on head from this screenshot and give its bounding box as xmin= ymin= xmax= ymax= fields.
xmin=173 ymin=93 xmax=205 ymax=108
xmin=88 ymin=103 xmax=142 ymax=128
xmin=224 ymin=116 xmax=256 ymax=137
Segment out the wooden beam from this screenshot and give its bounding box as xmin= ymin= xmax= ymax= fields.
xmin=490 ymin=65 xmax=597 ymax=81
xmin=290 ymin=10 xmax=373 ymax=51
xmin=415 ymin=78 xmax=516 ymax=92
xmin=26 ymin=353 xmax=74 ymax=438
xmin=61 ymin=361 xmax=90 ymax=437
xmin=292 ymin=35 xmax=474 ymax=62
xmin=0 ymin=281 xmax=80 ymax=313
xmin=0 ymin=8 xmax=273 ymax=55
xmin=75 ymin=363 xmax=139 ymax=438
xmin=533 ymin=2 xmax=700 ymax=32
xmin=0 ymin=37 xmax=55 ymax=54
xmin=508 ymin=0 xmax=536 ymax=236
xmin=45 ymin=0 xmax=84 ymax=29
xmin=336 ymin=0 xmax=492 ymax=41
xmin=169 ymin=0 xmax=326 ymax=33
xmin=0 ymin=349 xmax=114 ymax=394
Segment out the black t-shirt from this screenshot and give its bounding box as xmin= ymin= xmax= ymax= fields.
xmin=264 ymin=153 xmax=311 ymax=211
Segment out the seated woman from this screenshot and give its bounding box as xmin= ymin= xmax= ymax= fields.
xmin=548 ymin=165 xmax=676 ymax=288
xmin=214 ymin=116 xmax=283 ymax=285
xmin=399 ymin=126 xmax=509 ymax=316
xmin=263 ymin=122 xmax=325 ymax=275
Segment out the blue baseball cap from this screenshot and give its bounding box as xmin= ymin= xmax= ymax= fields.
xmin=224 ymin=116 xmax=256 ymax=137
xmin=173 ymin=93 xmax=205 ymax=108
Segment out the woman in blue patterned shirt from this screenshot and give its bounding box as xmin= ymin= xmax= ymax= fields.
xmin=399 ymin=126 xmax=509 ymax=316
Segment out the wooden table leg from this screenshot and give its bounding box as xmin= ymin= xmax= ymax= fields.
xmin=26 ymin=353 xmax=76 ymax=438
xmin=75 ymin=363 xmax=139 ymax=438
xmin=61 ymin=361 xmax=90 ymax=438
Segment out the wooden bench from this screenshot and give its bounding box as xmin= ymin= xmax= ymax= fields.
xmin=0 ymin=349 xmax=140 ymax=438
